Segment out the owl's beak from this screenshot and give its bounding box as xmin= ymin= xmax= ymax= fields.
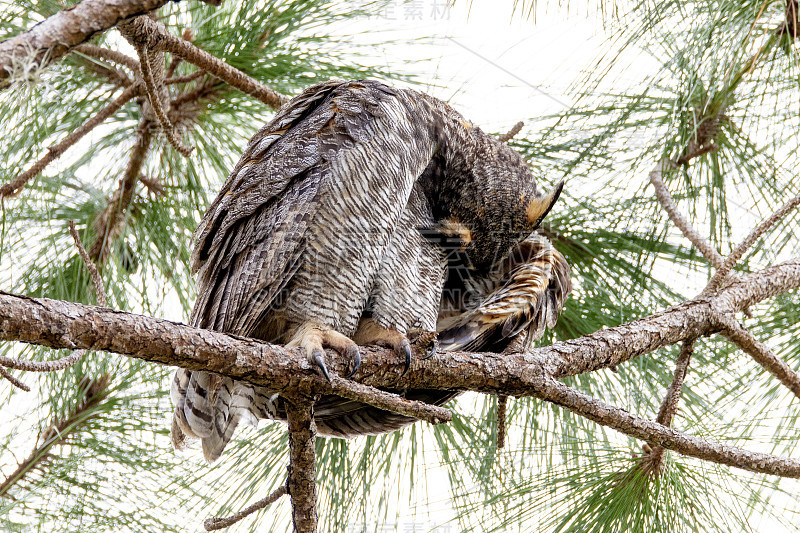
xmin=525 ymin=180 xmax=564 ymax=228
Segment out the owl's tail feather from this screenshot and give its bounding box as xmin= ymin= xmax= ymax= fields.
xmin=170 ymin=369 xmax=262 ymax=462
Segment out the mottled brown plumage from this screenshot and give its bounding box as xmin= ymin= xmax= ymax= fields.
xmin=171 ymin=79 xmax=570 ymax=459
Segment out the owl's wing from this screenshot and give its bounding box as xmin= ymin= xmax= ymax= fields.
xmin=189 ymin=79 xmax=402 ymax=334
xmin=173 ymin=80 xmax=437 ymax=460
xmin=437 ymin=232 xmax=571 ymax=352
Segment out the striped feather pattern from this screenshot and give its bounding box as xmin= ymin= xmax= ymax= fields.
xmin=171 ymin=79 xmax=572 ymax=457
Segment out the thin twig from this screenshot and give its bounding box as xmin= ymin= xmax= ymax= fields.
xmin=285 ymin=397 xmax=318 ymax=533
xmin=642 ymin=339 xmax=695 ymax=475
xmin=649 ymin=158 xmax=725 ymax=269
xmin=498 ymin=121 xmax=524 ymax=143
xmin=714 ymin=312 xmax=800 ymax=400
xmin=204 ymin=485 xmax=288 ymax=531
xmin=73 ymin=55 xmax=133 ymax=87
xmin=136 ymin=45 xmax=193 ymax=157
xmin=0 ymin=83 xmax=141 ymax=199
xmin=72 ymin=44 xmax=139 ymax=72
xmin=0 ymin=350 xmax=84 ymax=373
xmin=164 ymin=70 xmax=205 ymax=85
xmin=68 ymin=220 xmax=107 ymax=306
xmin=328 ymin=375 xmax=451 ymax=425
xmin=138 ymin=175 xmax=165 ymax=196
xmin=704 ymin=192 xmax=800 ymax=294
xmin=0 ymin=217 xmax=105 ymax=375
xmin=0 ymin=366 xmax=29 ymax=392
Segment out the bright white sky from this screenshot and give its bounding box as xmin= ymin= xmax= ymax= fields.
xmin=333 ymin=0 xmax=624 ymax=130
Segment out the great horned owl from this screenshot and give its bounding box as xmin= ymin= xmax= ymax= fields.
xmin=171 ymin=79 xmax=567 ymax=460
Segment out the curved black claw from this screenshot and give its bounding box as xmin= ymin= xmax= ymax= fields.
xmin=345 ymin=345 xmax=362 ymax=379
xmin=421 ymin=340 xmax=439 ymax=360
xmin=312 ymin=349 xmax=331 ymax=381
xmin=398 ymin=340 xmax=412 ymax=377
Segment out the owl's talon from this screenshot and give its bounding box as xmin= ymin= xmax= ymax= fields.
xmin=398 ymin=340 xmax=412 ymax=376
xmin=421 ymin=340 xmax=438 ymax=360
xmin=345 ymin=345 xmax=361 ymax=378
xmin=312 ymin=349 xmax=331 ymax=381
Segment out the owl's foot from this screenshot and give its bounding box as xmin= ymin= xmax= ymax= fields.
xmin=353 ymin=319 xmax=413 ymax=376
xmin=287 ymin=324 xmax=361 ymax=381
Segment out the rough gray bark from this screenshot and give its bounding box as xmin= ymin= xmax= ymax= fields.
xmin=2 ymin=258 xmax=800 ymax=479
xmin=0 ymin=0 xmax=171 ymax=87
xmin=285 ymin=397 xmax=318 ymax=533
xmin=2 ymin=259 xmax=799 ymax=392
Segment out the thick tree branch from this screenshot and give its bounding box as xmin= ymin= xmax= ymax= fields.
xmin=533 ymin=376 xmax=800 ymax=478
xmin=0 ymin=0 xmax=171 ymax=88
xmin=1 ymin=260 xmax=799 ymax=394
xmin=285 ymin=397 xmax=318 ymax=533
xmin=1 ymin=260 xmax=799 ymax=479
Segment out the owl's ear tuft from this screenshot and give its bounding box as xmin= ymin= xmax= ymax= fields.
xmin=526 ymin=181 xmax=564 ymax=228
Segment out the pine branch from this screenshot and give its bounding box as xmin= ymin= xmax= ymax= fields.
xmin=72 ymin=43 xmax=140 ymax=73
xmin=650 ymin=158 xmax=725 ymax=269
xmin=0 ymin=366 xmax=29 ymax=392
xmin=1 ymin=260 xmax=798 ymax=392
xmin=122 ymin=14 xmax=288 ymax=109
xmin=119 ymin=17 xmax=194 ymax=157
xmin=89 ymin=119 xmax=153 ymax=262
xmin=2 ymin=260 xmax=800 ymax=480
xmin=496 ymin=395 xmax=508 ymax=449
xmin=497 ymin=121 xmax=524 ymax=143
xmin=0 ymin=220 xmax=106 ymax=378
xmin=165 ymin=69 xmax=205 ymax=85
xmin=704 ymin=192 xmax=800 ymax=294
xmin=204 ymin=484 xmax=288 ymax=531
xmin=0 ymin=0 xmax=173 ymax=88
xmin=327 ymin=375 xmax=452 ymax=425
xmin=0 ymin=375 xmax=110 ymax=500
xmin=0 ymin=83 xmax=141 ymax=199
xmin=136 ymin=43 xmax=194 ymax=156
xmin=713 ymin=313 xmax=800 ymax=399
xmin=285 ymin=396 xmax=318 ymax=533
xmin=641 ymin=339 xmax=695 ymax=476
xmin=533 ymin=375 xmax=800 ymax=477
xmin=68 ymin=220 xmax=107 ymax=307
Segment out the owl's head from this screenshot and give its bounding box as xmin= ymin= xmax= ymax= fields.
xmin=455 ymin=137 xmax=564 ymax=271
